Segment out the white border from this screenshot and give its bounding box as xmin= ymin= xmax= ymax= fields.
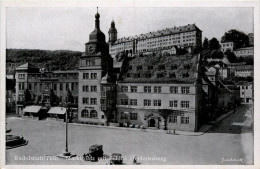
xmin=0 ymin=1 xmax=259 ymax=169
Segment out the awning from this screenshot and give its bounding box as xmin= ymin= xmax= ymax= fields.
xmin=23 ymin=106 xmax=42 ymax=114
xmin=47 ymin=107 xmax=66 ymax=115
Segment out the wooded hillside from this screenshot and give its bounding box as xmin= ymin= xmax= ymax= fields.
xmin=6 ymin=49 xmax=82 ymax=74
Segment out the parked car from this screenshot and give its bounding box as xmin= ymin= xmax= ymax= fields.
xmin=83 ymin=144 xmax=104 ymax=162
xmin=110 ymin=153 xmax=123 ymax=164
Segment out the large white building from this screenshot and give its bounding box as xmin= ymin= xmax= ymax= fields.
xmin=108 ymin=21 xmax=202 ymax=57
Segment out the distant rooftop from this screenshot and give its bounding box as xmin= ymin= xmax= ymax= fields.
xmin=118 ymin=53 xmax=199 ymax=84
xmin=234 ymin=47 xmax=254 ymax=51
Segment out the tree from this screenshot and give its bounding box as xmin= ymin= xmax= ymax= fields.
xmin=209 ymin=38 xmax=220 ymax=51
xmin=221 ymin=29 xmax=249 ymax=49
xmin=202 ymin=38 xmax=209 ymax=49
xmin=24 ymin=89 xmax=32 ymax=105
xmin=192 ymin=44 xmax=202 ymax=54
xmin=225 ymin=50 xmax=237 ymax=63
xmin=49 ymin=89 xmax=57 ymax=106
xmin=66 ymin=88 xmax=74 ymax=104
xmin=210 ymin=50 xmax=224 ymax=59
xmin=158 ymin=109 xmax=171 ymax=130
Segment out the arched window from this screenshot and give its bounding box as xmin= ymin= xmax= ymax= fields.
xmin=81 ymin=109 xmax=89 ymax=118
xmin=90 ymin=110 xmax=98 ymax=118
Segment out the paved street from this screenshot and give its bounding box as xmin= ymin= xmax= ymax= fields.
xmin=6 ymin=104 xmax=253 ymax=165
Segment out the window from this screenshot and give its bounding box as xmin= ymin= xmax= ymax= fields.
xmin=144 ymin=99 xmax=151 ymax=106
xmin=54 ymin=84 xmax=57 ymax=91
xmin=181 ymin=117 xmax=189 ymax=124
xmin=81 ymin=109 xmax=89 ymax=118
xmin=144 ymin=86 xmax=151 ymax=93
xmin=169 ymin=100 xmax=177 ymax=107
xmin=18 ymin=94 xmax=24 ymax=102
xmin=181 ymin=87 xmax=190 ymax=94
xmin=90 ymin=98 xmax=97 ymax=105
xmin=86 ymin=59 xmax=95 ymax=66
xmin=83 ymin=85 xmax=89 ymax=92
xmin=19 ymin=83 xmax=25 ymax=90
xmin=60 ymin=84 xmax=63 ymax=91
xmin=121 ymin=99 xmax=128 ymax=105
xmin=34 ymin=83 xmax=37 ymax=90
xmin=83 ymin=73 xmax=89 ymax=79
xmin=121 ymin=86 xmax=128 ymax=92
xmin=170 ymin=86 xmax=178 ymax=93
xmin=82 ymin=97 xmax=89 ymax=104
xmin=130 ymin=86 xmax=137 ymax=92
xmin=66 ymin=83 xmax=70 ymax=90
xmin=18 ymin=74 xmax=25 ymax=79
xmin=28 ymin=83 xmax=32 ymax=90
xmin=90 ymin=110 xmax=98 ymax=118
xmin=174 ymin=100 xmax=178 ymax=107
xmin=153 ymin=100 xmax=161 ymax=106
xmin=169 ymin=115 xmax=177 ymax=123
xmin=181 ymin=101 xmax=190 ymax=108
xmin=130 ymin=99 xmax=137 ymax=106
xmin=130 ymin=113 xmax=138 ymax=120
xmin=91 ymin=73 xmax=97 ymax=79
xmin=91 ymin=86 xmax=97 ymax=92
xmin=154 ymin=86 xmax=161 ymax=93
xmin=242 ymin=92 xmax=244 ymax=95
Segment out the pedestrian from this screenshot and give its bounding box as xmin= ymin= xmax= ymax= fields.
xmin=133 ymin=156 xmax=137 ymax=164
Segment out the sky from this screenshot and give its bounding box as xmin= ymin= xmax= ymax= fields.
xmin=6 ymin=7 xmax=254 ymax=52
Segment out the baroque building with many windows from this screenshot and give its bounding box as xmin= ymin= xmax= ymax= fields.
xmin=108 ymin=21 xmax=202 ymax=57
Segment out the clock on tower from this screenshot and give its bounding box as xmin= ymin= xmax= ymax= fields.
xmin=88 ymin=44 xmax=96 ymax=54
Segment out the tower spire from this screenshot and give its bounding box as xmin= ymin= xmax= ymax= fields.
xmin=95 ymin=7 xmax=100 ymax=30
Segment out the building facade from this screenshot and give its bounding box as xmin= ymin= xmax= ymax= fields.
xmin=234 ymin=65 xmax=253 ymax=77
xmin=234 ymin=47 xmax=254 ymax=58
xmin=15 ymin=63 xmax=78 ymax=115
xmin=108 ymin=21 xmax=202 ymax=57
xmin=220 ymin=42 xmax=233 ymax=52
xmin=237 ymin=82 xmax=253 ymax=103
xmin=78 ymin=9 xmax=115 ymax=125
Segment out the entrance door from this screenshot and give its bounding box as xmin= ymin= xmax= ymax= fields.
xmin=149 ymin=119 xmax=156 ymax=127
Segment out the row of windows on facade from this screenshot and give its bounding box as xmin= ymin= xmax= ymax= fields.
xmin=18 ymin=94 xmax=78 ymax=104
xmin=18 ymin=73 xmax=78 ymax=80
xmin=81 ymin=109 xmax=98 ymax=118
xmin=234 ymin=50 xmax=253 ymax=54
xmin=119 ymin=112 xmax=189 ymax=124
xmin=120 ymin=86 xmax=190 ymax=94
xmin=82 ymin=98 xmax=97 ymax=105
xmin=121 ymin=99 xmax=190 ymax=108
xmin=18 ymin=82 xmax=78 ymax=91
xmin=83 ymin=73 xmax=97 ymax=79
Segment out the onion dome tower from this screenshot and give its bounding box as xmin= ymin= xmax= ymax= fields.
xmin=108 ymin=20 xmax=117 ymax=44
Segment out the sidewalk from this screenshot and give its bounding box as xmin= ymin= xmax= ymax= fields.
xmin=7 ymin=109 xmax=236 ymax=136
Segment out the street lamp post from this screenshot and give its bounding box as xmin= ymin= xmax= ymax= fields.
xmin=57 ymin=102 xmax=76 ymax=158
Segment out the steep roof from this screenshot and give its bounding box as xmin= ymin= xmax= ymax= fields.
xmin=15 ymin=63 xmax=39 ymax=70
xmin=118 ymin=53 xmax=199 ymax=84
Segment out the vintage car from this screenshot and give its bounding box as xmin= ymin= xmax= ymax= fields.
xmin=83 ymin=144 xmax=104 ymax=162
xmin=109 ymin=153 xmax=123 ymax=164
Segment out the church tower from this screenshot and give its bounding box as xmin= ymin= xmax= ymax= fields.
xmin=78 ymin=8 xmax=113 ymax=125
xmin=108 ymin=20 xmax=117 ymax=43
